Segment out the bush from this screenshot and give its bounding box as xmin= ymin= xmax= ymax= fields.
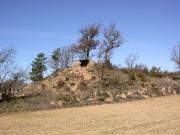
xmin=129 ymin=73 xmax=136 ymax=81
xmin=104 ymin=60 xmax=114 ymax=69
xmin=149 ymin=66 xmax=163 ymax=77
xmin=141 ymin=82 xmax=145 ymax=88
xmin=66 ymin=76 xmax=69 ymax=81
xmin=134 ymin=64 xmax=149 ymax=74
xmin=57 ymin=79 xmax=65 ymax=87
xmin=41 ymin=83 xmax=46 ymax=89
xmin=121 ymin=68 xmax=130 ymax=74
xmin=77 ymin=81 xmax=88 ymax=90
xmin=137 ymin=73 xmax=147 ymax=82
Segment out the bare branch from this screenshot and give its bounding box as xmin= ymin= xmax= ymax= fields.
xmin=171 ymin=44 xmax=180 ymax=71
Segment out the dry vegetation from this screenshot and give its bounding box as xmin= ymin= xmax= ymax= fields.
xmin=0 ymin=95 xmax=180 ymax=135
xmin=0 ymin=62 xmax=179 ymax=114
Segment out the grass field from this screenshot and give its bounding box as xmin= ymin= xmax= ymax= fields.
xmin=0 ymin=95 xmax=180 ymax=135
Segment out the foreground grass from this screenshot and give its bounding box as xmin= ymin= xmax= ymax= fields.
xmin=0 ymin=95 xmax=180 ymax=135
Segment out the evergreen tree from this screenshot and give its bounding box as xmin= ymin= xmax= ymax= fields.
xmin=50 ymin=48 xmax=62 ymax=71
xmin=30 ymin=53 xmax=47 ymax=82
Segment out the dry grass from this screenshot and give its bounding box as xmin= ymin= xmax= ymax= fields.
xmin=0 ymin=95 xmax=180 ymax=135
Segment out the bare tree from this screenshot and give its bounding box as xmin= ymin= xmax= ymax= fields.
xmin=0 ymin=47 xmax=15 ymax=88
xmin=50 ymin=47 xmax=74 ymax=71
xmin=97 ymin=42 xmax=105 ymax=63
xmin=1 ymin=70 xmax=27 ymax=101
xmin=0 ymin=47 xmax=26 ymax=102
xmin=100 ymin=23 xmax=124 ymax=79
xmin=61 ymin=48 xmax=74 ymax=68
xmin=0 ymin=47 xmax=15 ymax=64
xmin=71 ymin=24 xmax=100 ymax=60
xmin=125 ymin=53 xmax=139 ymax=69
xmin=103 ymin=23 xmax=124 ymax=62
xmin=171 ymin=44 xmax=180 ymax=71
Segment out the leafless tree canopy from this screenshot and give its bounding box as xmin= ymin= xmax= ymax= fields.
xmin=50 ymin=47 xmax=74 ymax=71
xmin=171 ymin=44 xmax=180 ymax=71
xmin=103 ymin=23 xmax=124 ymax=61
xmin=125 ymin=53 xmax=139 ymax=69
xmin=0 ymin=47 xmax=26 ymax=102
xmin=0 ymin=47 xmax=15 ymax=64
xmin=71 ymin=24 xmax=100 ymax=59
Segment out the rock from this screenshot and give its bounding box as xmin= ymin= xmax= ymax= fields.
xmin=72 ymin=60 xmax=81 ymax=67
xmin=161 ymin=87 xmax=167 ymax=96
xmin=121 ymin=93 xmax=127 ymax=99
xmin=138 ymin=87 xmax=147 ymax=94
xmin=57 ymin=100 xmax=63 ymax=106
xmin=50 ymin=101 xmax=55 ymax=105
xmin=87 ymin=60 xmax=95 ymax=67
xmin=167 ymin=86 xmax=172 ymax=94
xmin=105 ymin=97 xmax=113 ymax=103
xmin=173 ymin=90 xmax=177 ymax=95
xmin=104 ymin=91 xmax=113 ymax=103
xmin=142 ymin=95 xmax=149 ymax=99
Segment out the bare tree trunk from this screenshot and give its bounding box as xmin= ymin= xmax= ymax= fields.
xmin=101 ymin=62 xmax=105 ymax=79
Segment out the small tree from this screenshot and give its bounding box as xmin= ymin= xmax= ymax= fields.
xmin=134 ymin=63 xmax=148 ymax=73
xmin=0 ymin=47 xmax=26 ymax=102
xmin=50 ymin=48 xmax=62 ymax=71
xmin=61 ymin=48 xmax=74 ymax=68
xmin=103 ymin=23 xmax=124 ymax=62
xmin=71 ymin=24 xmax=100 ymax=59
xmin=171 ymin=44 xmax=180 ymax=71
xmin=50 ymin=47 xmax=74 ymax=71
xmin=125 ymin=53 xmax=138 ymax=69
xmin=1 ymin=70 xmax=26 ymax=101
xmin=149 ymin=66 xmax=162 ymax=77
xmin=30 ymin=53 xmax=47 ymax=82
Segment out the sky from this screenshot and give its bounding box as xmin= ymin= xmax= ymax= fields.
xmin=0 ymin=0 xmax=180 ymax=72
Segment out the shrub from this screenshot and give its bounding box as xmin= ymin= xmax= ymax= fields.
xmin=121 ymin=68 xmax=130 ymax=74
xmin=172 ymin=76 xmax=180 ymax=80
xmin=149 ymin=66 xmax=163 ymax=77
xmin=104 ymin=60 xmax=114 ymax=69
xmin=57 ymin=79 xmax=65 ymax=87
xmin=134 ymin=64 xmax=149 ymax=74
xmin=70 ymin=82 xmax=76 ymax=86
xmin=141 ymin=83 xmax=145 ymax=88
xmin=41 ymin=83 xmax=46 ymax=89
xmin=137 ymin=73 xmax=147 ymax=82
xmin=66 ymin=76 xmax=69 ymax=81
xmin=91 ymin=75 xmax=97 ymax=80
xmin=126 ymin=80 xmax=134 ymax=85
xmin=129 ymin=73 xmax=136 ymax=81
xmin=77 ymin=81 xmax=87 ymax=90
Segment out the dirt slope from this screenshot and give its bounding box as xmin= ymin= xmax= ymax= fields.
xmin=0 ymin=95 xmax=180 ymax=135
xmin=4 ymin=62 xmax=178 ymax=114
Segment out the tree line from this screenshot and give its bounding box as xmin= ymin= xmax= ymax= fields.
xmin=30 ymin=23 xmax=124 ymax=82
xmin=29 ymin=23 xmax=180 ymax=83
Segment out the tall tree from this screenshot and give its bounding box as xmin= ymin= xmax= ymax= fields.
xmin=71 ymin=24 xmax=100 ymax=59
xmin=171 ymin=44 xmax=180 ymax=71
xmin=30 ymin=53 xmax=47 ymax=82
